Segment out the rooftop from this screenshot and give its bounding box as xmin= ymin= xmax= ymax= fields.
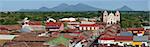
xmin=127 ymin=28 xmax=144 ymax=31
xmin=28 ymin=21 xmax=42 ymax=25
xmin=0 ymin=35 xmax=17 ymax=40
xmin=46 ymin=22 xmax=62 ymax=26
xmin=0 ymin=25 xmax=21 ymax=30
xmin=80 ymin=24 xmax=99 ymax=27
xmin=115 ymin=36 xmax=133 ymax=41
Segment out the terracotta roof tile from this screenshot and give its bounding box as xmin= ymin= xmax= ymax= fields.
xmin=115 ymin=36 xmax=133 ymax=41
xmin=80 ymin=24 xmax=99 ymax=27
xmin=46 ymin=22 xmax=62 ymax=26
xmin=29 ymin=21 xmax=42 ymax=25
xmin=99 ymin=37 xmax=115 ymax=40
xmin=127 ymin=28 xmax=144 ymax=31
xmin=0 ymin=25 xmax=21 ymax=30
xmin=4 ymin=42 xmax=49 ymax=47
xmin=13 ymin=34 xmax=52 ymax=42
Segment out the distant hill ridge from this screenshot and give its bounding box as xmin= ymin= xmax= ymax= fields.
xmin=116 ymin=5 xmax=133 ymax=11
xmin=19 ymin=3 xmax=134 ymax=12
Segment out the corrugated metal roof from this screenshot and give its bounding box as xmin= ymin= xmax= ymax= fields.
xmin=118 ymin=32 xmax=133 ymax=36
xmin=133 ymin=36 xmax=149 ymax=42
xmin=0 ymin=35 xmax=17 ymax=40
xmin=20 ymin=26 xmax=32 ymax=32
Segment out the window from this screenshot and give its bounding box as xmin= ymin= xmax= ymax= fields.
xmin=111 ymin=21 xmax=113 ymax=24
xmin=108 ymin=22 xmax=109 ymax=24
xmin=120 ymin=42 xmax=123 ymax=43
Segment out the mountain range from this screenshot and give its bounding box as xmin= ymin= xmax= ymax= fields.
xmin=19 ymin=3 xmax=134 ymax=12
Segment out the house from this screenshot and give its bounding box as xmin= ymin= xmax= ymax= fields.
xmin=78 ymin=18 xmax=88 ymax=21
xmin=21 ymin=18 xmax=45 ymax=32
xmin=46 ymin=22 xmax=64 ymax=31
xmin=46 ymin=17 xmax=56 ymax=22
xmin=126 ymin=28 xmax=145 ymax=35
xmin=0 ymin=25 xmax=21 ymax=31
xmin=117 ymin=32 xmax=133 ymax=36
xmin=115 ymin=36 xmax=133 ymax=46
xmin=66 ymin=22 xmax=80 ymax=29
xmin=0 ymin=35 xmax=17 ymax=46
xmin=0 ymin=35 xmax=17 ymax=40
xmin=79 ymin=24 xmax=99 ymax=30
xmin=88 ymin=18 xmax=97 ymax=22
xmin=98 ymin=37 xmax=115 ymax=46
xmin=59 ymin=18 xmax=76 ymax=22
xmin=3 ymin=42 xmax=50 ymax=47
xmin=0 ymin=31 xmax=11 ymax=35
xmin=28 ymin=21 xmax=45 ymax=31
xmin=133 ymin=36 xmax=149 ymax=46
xmin=80 ymin=21 xmax=95 ymax=24
xmin=143 ymin=26 xmax=150 ymax=30
xmin=13 ymin=34 xmax=52 ymax=42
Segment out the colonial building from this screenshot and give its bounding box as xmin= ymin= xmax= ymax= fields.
xmin=79 ymin=24 xmax=99 ymax=30
xmin=21 ymin=18 xmax=45 ymax=32
xmin=46 ymin=22 xmax=64 ymax=31
xmin=102 ymin=11 xmax=120 ymax=25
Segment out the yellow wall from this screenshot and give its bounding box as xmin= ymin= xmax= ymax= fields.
xmin=132 ymin=42 xmax=142 ymax=47
xmin=140 ymin=31 xmax=145 ymax=34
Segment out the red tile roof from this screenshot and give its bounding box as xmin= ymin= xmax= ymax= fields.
xmin=46 ymin=22 xmax=62 ymax=26
xmin=0 ymin=31 xmax=10 ymax=34
xmin=73 ymin=32 xmax=81 ymax=34
xmin=0 ymin=27 xmax=8 ymax=30
xmin=127 ymin=28 xmax=144 ymax=31
xmin=137 ymin=32 xmax=142 ymax=34
xmin=13 ymin=35 xmax=52 ymax=42
xmin=99 ymin=38 xmax=115 ymax=40
xmin=5 ymin=42 xmax=49 ymax=47
xmin=115 ymin=36 xmax=133 ymax=41
xmin=101 ymin=34 xmax=115 ymax=38
xmin=63 ymin=34 xmax=77 ymax=39
xmin=29 ymin=21 xmax=42 ymax=25
xmin=80 ymin=24 xmax=99 ymax=27
xmin=65 ymin=29 xmax=79 ymax=32
xmin=0 ymin=25 xmax=21 ymax=30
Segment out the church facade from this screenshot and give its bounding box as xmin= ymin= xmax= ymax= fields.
xmin=103 ymin=11 xmax=120 ymax=25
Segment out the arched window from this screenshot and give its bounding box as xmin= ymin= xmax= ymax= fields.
xmin=108 ymin=22 xmax=110 ymax=24
xmin=111 ymin=21 xmax=113 ymax=24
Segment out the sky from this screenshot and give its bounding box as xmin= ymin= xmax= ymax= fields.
xmin=0 ymin=0 xmax=149 ymax=11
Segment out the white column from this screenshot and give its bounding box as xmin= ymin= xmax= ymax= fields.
xmin=91 ymin=27 xmax=94 ymax=30
xmin=79 ymin=27 xmax=82 ymax=30
xmin=83 ymin=27 xmax=86 ymax=30
xmin=87 ymin=27 xmax=90 ymax=30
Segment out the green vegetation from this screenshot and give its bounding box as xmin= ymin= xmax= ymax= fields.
xmin=0 ymin=11 xmax=149 ymax=28
xmin=120 ymin=11 xmax=150 ymax=28
xmin=47 ymin=35 xmax=70 ymax=46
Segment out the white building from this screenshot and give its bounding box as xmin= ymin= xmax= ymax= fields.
xmin=59 ymin=18 xmax=76 ymax=22
xmin=103 ymin=11 xmax=120 ymax=25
